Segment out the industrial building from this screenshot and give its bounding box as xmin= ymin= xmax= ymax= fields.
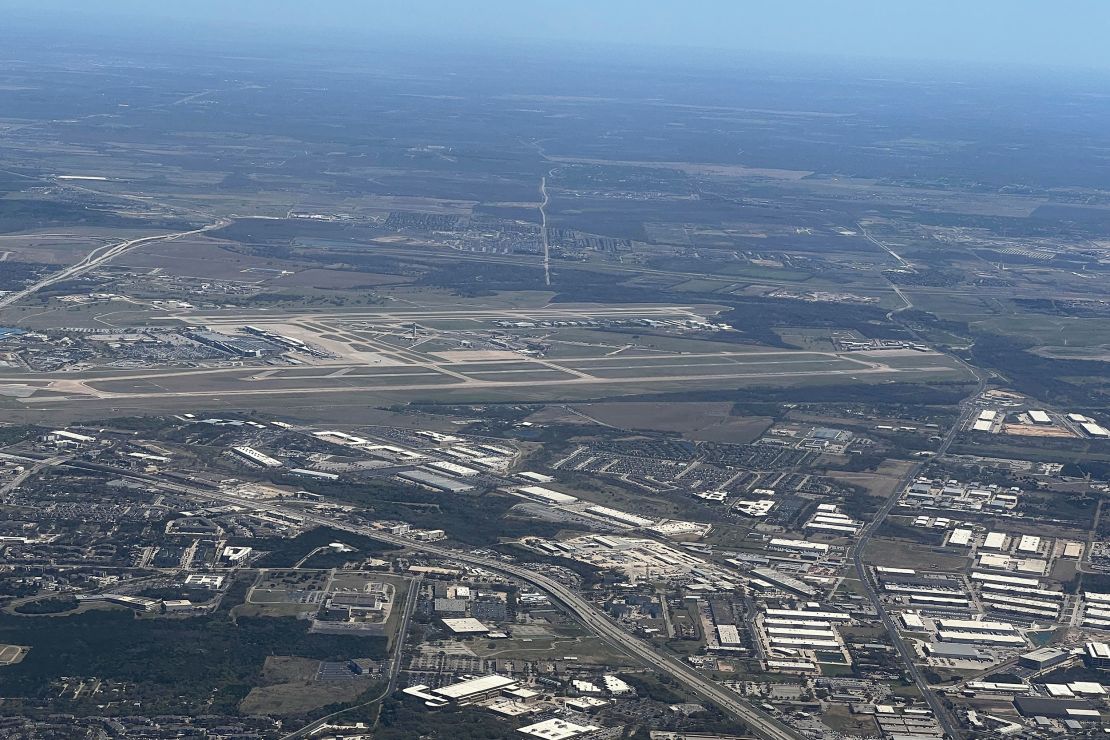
xmin=514 ymin=485 xmax=577 ymax=505
xmin=750 ymin=567 xmax=817 ymax=598
xmin=48 ymin=429 xmax=97 ymax=445
xmin=230 ymin=446 xmax=282 ymax=468
xmin=935 ymin=619 xmax=1016 ymax=633
xmin=900 ymin=612 xmax=925 ymax=630
xmin=1085 ymin=642 xmax=1110 ymax=670
xmin=1028 ymin=409 xmax=1052 ymax=425
xmin=585 ymin=505 xmax=654 ymax=528
xmin=1017 ymin=535 xmax=1041 ymax=554
xmin=937 ymin=631 xmax=1024 ymax=646
xmin=431 ymin=674 xmax=519 ymax=705
xmin=1081 ymin=422 xmax=1110 ymax=437
xmin=946 ymin=528 xmax=972 ymax=547
xmin=397 ymin=469 xmax=474 ymax=493
xmin=517 ymin=718 xmax=600 ymax=740
xmin=764 ymin=608 xmax=850 ymax=622
xmin=441 ymin=618 xmax=491 ymax=635
xmin=1013 ymin=695 xmax=1098 ymax=719
xmin=428 ymin=460 xmax=481 ymax=477
xmin=288 ymin=468 xmax=338 ymax=480
xmin=715 ymin=624 xmax=742 ymax=646
xmin=982 ymin=532 xmax=1007 ymax=550
xmin=1019 ymin=647 xmax=1070 ymax=670
xmin=768 ymin=538 xmax=829 ymax=555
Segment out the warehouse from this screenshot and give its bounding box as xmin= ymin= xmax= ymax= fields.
xmin=937 ymin=631 xmax=1024 ymax=645
xmin=805 ymin=521 xmax=860 ymax=535
xmin=765 ymin=617 xmax=833 ymax=629
xmin=1028 ymin=410 xmax=1052 ymax=425
xmin=984 ymin=600 xmax=1059 ymax=620
xmin=769 ymin=636 xmax=840 ymax=649
xmin=765 ymin=608 xmax=849 ymax=621
xmin=750 ymin=567 xmax=817 ymax=598
xmin=1014 ymin=695 xmax=1096 ymax=718
xmin=1017 ymin=535 xmax=1042 ymax=554
xmin=428 ymin=460 xmax=481 ymax=477
xmin=766 ymin=627 xmax=839 ymax=639
xmin=432 ymin=675 xmax=519 ymax=705
xmin=972 ymin=572 xmax=1040 ymax=588
xmin=1019 ymin=647 xmax=1070 ymax=670
xmin=398 ymin=469 xmax=474 ymax=493
xmin=231 ymin=446 xmax=282 ymax=468
xmin=1084 ymin=641 xmax=1110 ymax=669
xmin=1081 ymin=422 xmax=1110 ymax=438
xmin=1063 ymin=542 xmax=1085 ymax=559
xmin=979 ymin=581 xmax=1062 ymax=599
xmin=900 ymin=612 xmax=925 ymax=630
xmin=517 ymin=471 xmax=554 ymax=484
xmin=716 ymin=624 xmax=742 ymax=647
xmin=518 ymin=718 xmax=600 ymax=740
xmin=936 ymin=619 xmax=1016 ymax=633
xmin=585 ymin=505 xmax=653 ymax=528
xmin=49 ymin=429 xmax=96 ymax=445
xmin=982 ymin=532 xmax=1007 ymax=550
xmin=910 ymin=594 xmax=971 ymax=607
xmin=972 ymin=419 xmax=993 ymax=432
xmin=884 ymin=584 xmax=965 ymax=598
xmin=289 ymin=468 xmax=338 ymax=480
xmin=982 ymin=593 xmax=1060 ymax=613
xmin=947 ymin=529 xmax=972 ymax=547
xmin=515 ymin=485 xmax=577 ymax=505
xmin=768 ymin=538 xmax=829 ymax=555
xmin=441 ymin=618 xmax=491 ymax=635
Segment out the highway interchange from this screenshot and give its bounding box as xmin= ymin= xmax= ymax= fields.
xmin=43 ymin=454 xmax=804 ymax=740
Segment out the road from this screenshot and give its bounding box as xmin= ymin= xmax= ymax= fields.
xmin=538 ymin=175 xmax=551 ymax=286
xmin=57 ymin=459 xmax=802 ymax=740
xmin=859 ymin=222 xmax=909 ymax=269
xmin=849 ymin=366 xmax=986 ymax=740
xmin=0 ymin=219 xmax=228 ymax=311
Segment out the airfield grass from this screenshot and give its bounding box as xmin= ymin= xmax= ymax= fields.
xmin=568 ymin=401 xmax=772 ymax=442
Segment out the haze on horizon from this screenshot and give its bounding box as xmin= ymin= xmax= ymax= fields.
xmin=3 ymin=0 xmax=1110 ymax=76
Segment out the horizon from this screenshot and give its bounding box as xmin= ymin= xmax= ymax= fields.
xmin=3 ymin=0 xmax=1110 ymax=80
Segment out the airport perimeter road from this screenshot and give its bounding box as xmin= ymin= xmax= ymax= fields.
xmin=850 ymin=371 xmax=986 ymax=740
xmin=59 ymin=461 xmax=804 ymax=740
xmin=0 ymin=218 xmax=228 ymax=310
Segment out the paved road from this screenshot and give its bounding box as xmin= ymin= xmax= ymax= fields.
xmin=850 ymin=368 xmax=986 ymax=740
xmin=0 ymin=219 xmax=228 ymax=311
xmin=538 ymin=175 xmax=551 ymax=286
xmin=59 ymin=459 xmax=803 ymax=740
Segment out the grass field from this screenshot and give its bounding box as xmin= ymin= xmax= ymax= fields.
xmin=238 ymin=655 xmax=374 ymax=716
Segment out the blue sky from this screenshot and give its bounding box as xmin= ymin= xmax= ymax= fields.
xmin=5 ymin=0 xmax=1109 ymax=73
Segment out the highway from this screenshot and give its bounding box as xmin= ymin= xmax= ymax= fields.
xmin=0 ymin=218 xmax=228 ymax=311
xmin=57 ymin=459 xmax=804 ymax=740
xmin=849 ymin=366 xmax=986 ymax=740
xmin=539 ymin=175 xmax=551 ymax=286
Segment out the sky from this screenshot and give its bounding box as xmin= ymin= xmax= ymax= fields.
xmin=4 ymin=0 xmax=1110 ymax=74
